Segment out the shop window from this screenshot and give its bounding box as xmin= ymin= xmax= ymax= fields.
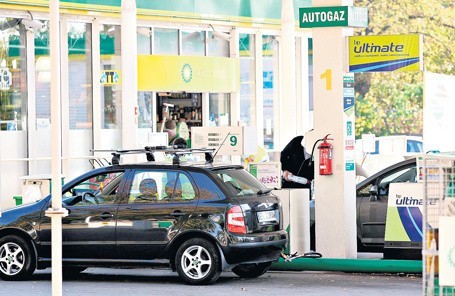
xmin=182 ymin=29 xmax=205 ymax=56
xmin=137 ymin=92 xmax=153 ymax=129
xmin=262 ymin=35 xmax=278 ymax=149
xmin=209 ymin=93 xmax=230 ymax=127
xmin=35 ymin=21 xmax=51 ymax=130
xmin=137 ymin=26 xmax=152 ymax=54
xmin=207 ymin=30 xmax=229 ymax=57
xmin=0 ymin=18 xmax=27 ymax=131
xmin=100 ymin=24 xmax=122 ymax=129
xmin=157 ymin=92 xmax=202 ymax=135
xmin=68 ymin=22 xmax=93 ymax=130
xmin=154 ymin=28 xmax=178 ymax=55
xmin=239 ymin=33 xmax=256 ymax=127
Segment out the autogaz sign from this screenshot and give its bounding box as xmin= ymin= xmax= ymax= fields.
xmin=299 ymin=6 xmax=368 ymax=28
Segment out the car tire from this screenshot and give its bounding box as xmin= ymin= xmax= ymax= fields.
xmin=0 ymin=235 xmax=36 ymax=281
xmin=175 ymin=238 xmax=221 ymax=285
xmin=232 ymin=262 xmax=272 ymax=279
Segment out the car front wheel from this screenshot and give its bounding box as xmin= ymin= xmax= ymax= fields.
xmin=232 ymin=262 xmax=272 ymax=278
xmin=175 ymin=238 xmax=221 ymax=285
xmin=0 ymin=235 xmax=36 ymax=281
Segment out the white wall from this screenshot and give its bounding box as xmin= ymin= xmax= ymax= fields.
xmin=0 ymin=131 xmax=28 ymax=210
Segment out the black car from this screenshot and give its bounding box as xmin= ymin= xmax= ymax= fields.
xmin=310 ymin=157 xmax=420 ymax=259
xmin=0 ymin=148 xmax=287 ymax=284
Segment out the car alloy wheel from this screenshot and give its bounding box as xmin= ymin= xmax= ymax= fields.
xmin=0 ymin=242 xmax=25 ymax=276
xmin=0 ymin=235 xmax=35 ymax=281
xmin=175 ymin=238 xmax=221 ymax=285
xmin=181 ymin=245 xmax=212 ymax=279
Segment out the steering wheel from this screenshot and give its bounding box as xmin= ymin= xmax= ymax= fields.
xmin=82 ymin=192 xmax=100 ymax=204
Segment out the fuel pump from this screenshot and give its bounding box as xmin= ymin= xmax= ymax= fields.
xmin=318 ymin=134 xmax=333 ymax=175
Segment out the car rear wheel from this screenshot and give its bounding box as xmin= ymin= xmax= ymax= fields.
xmin=175 ymin=238 xmax=221 ymax=285
xmin=0 ymin=235 xmax=36 ymax=281
xmin=232 ymin=262 xmax=272 ymax=278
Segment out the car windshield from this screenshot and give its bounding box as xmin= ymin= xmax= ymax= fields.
xmin=212 ymin=168 xmax=267 ymax=197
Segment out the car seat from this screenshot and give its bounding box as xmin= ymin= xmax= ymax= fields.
xmin=164 ymin=180 xmax=175 ymax=201
xmin=164 ymin=179 xmax=183 ymax=201
xmin=136 ymin=178 xmax=158 ymax=202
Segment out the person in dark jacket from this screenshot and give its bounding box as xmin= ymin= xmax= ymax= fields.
xmin=280 ymin=135 xmax=313 ymax=188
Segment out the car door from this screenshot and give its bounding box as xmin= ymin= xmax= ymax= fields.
xmin=38 ymin=170 xmax=125 ymax=260
xmin=115 ymin=169 xmax=198 ymax=260
xmin=357 ymin=163 xmax=417 ymax=246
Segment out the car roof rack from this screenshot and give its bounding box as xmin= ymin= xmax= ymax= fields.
xmin=91 ymin=146 xmax=216 ymax=166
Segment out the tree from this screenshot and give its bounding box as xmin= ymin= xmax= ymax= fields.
xmin=354 ymin=0 xmax=454 ymax=138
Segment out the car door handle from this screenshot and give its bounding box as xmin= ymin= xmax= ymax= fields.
xmin=170 ymin=211 xmax=186 ymax=217
xmin=99 ymin=213 xmax=114 ymax=219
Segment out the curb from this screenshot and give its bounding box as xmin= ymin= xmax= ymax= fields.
xmin=271 ymin=257 xmax=422 ymax=273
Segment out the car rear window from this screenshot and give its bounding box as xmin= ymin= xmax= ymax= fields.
xmin=212 ymin=168 xmax=267 ymax=197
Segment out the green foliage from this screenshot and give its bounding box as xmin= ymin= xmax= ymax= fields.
xmin=354 ymin=0 xmax=454 ymax=138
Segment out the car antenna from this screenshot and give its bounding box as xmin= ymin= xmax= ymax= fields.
xmin=208 ymin=132 xmax=230 ymax=163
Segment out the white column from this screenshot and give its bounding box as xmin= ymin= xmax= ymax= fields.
xmin=45 ymin=1 xmax=68 ymax=296
xmin=121 ymin=0 xmax=138 ymax=148
xmin=202 ymin=92 xmax=210 ymax=125
xmin=60 ymin=17 xmax=69 ymax=177
xmin=279 ymin=0 xmax=297 ymax=148
xmin=296 ymin=34 xmax=311 ymax=135
xmin=92 ymin=19 xmax=102 ymax=149
xmin=26 ymin=29 xmax=36 ymax=174
xmin=229 ymin=27 xmax=240 ymax=126
xmin=305 ymin=0 xmax=357 ymax=258
xmin=255 ymin=31 xmax=264 ymax=146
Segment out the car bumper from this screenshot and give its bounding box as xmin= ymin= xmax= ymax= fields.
xmin=222 ymin=230 xmax=288 ymax=264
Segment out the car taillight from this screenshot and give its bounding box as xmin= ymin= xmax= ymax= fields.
xmin=227 ymin=206 xmax=247 ymax=234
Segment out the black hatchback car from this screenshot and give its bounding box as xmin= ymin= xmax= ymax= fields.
xmin=0 ymin=148 xmax=287 ymax=284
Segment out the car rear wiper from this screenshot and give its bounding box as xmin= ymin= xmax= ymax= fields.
xmin=257 ymin=188 xmax=272 ymax=195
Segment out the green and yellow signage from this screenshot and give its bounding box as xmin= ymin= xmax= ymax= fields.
xmin=299 ymin=6 xmax=368 ymax=28
xmin=137 ymin=55 xmax=239 ymax=93
xmin=349 ymin=34 xmax=423 ymax=72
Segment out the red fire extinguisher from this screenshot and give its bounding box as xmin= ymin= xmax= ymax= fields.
xmin=318 ymin=134 xmax=333 ymax=175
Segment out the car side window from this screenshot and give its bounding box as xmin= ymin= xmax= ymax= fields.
xmin=62 ymin=172 xmax=124 ymax=206
xmin=173 ymin=173 xmax=196 ymax=202
xmin=358 ymin=181 xmax=375 ymax=196
xmin=377 ymin=166 xmax=417 ymax=196
xmin=128 ymin=170 xmax=195 ymax=203
xmin=191 ymin=172 xmax=224 ymax=200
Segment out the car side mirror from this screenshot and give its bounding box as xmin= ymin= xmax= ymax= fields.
xmin=369 ymin=185 xmax=378 ymax=202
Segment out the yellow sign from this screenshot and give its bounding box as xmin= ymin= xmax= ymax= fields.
xmin=137 ymin=55 xmax=240 ymax=92
xmin=349 ymin=34 xmax=422 ymax=72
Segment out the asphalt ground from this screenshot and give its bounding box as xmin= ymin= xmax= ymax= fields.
xmin=0 ymin=267 xmax=422 ymax=296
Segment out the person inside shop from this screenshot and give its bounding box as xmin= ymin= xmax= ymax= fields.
xmin=176 ymin=114 xmax=190 ymax=145
xmin=280 ymin=135 xmax=314 ymax=189
xmin=163 ymin=120 xmax=177 ymax=145
xmin=171 ymin=137 xmax=188 ymax=149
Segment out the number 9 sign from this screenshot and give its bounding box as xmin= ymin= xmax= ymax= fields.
xmin=230 ymin=135 xmax=237 ymax=146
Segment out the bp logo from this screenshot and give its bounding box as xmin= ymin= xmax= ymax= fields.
xmin=181 ymin=63 xmax=192 ymax=83
xmin=0 ymin=67 xmax=12 ymax=90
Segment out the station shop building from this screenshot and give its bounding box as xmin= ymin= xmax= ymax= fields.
xmin=0 ymin=0 xmax=313 ymax=209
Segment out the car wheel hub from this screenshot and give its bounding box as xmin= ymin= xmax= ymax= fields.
xmin=181 ymin=245 xmax=212 ymax=280
xmin=0 ymin=242 xmax=25 ymax=276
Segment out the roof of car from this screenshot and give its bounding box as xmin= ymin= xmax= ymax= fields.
xmin=112 ymin=161 xmax=244 ymax=171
